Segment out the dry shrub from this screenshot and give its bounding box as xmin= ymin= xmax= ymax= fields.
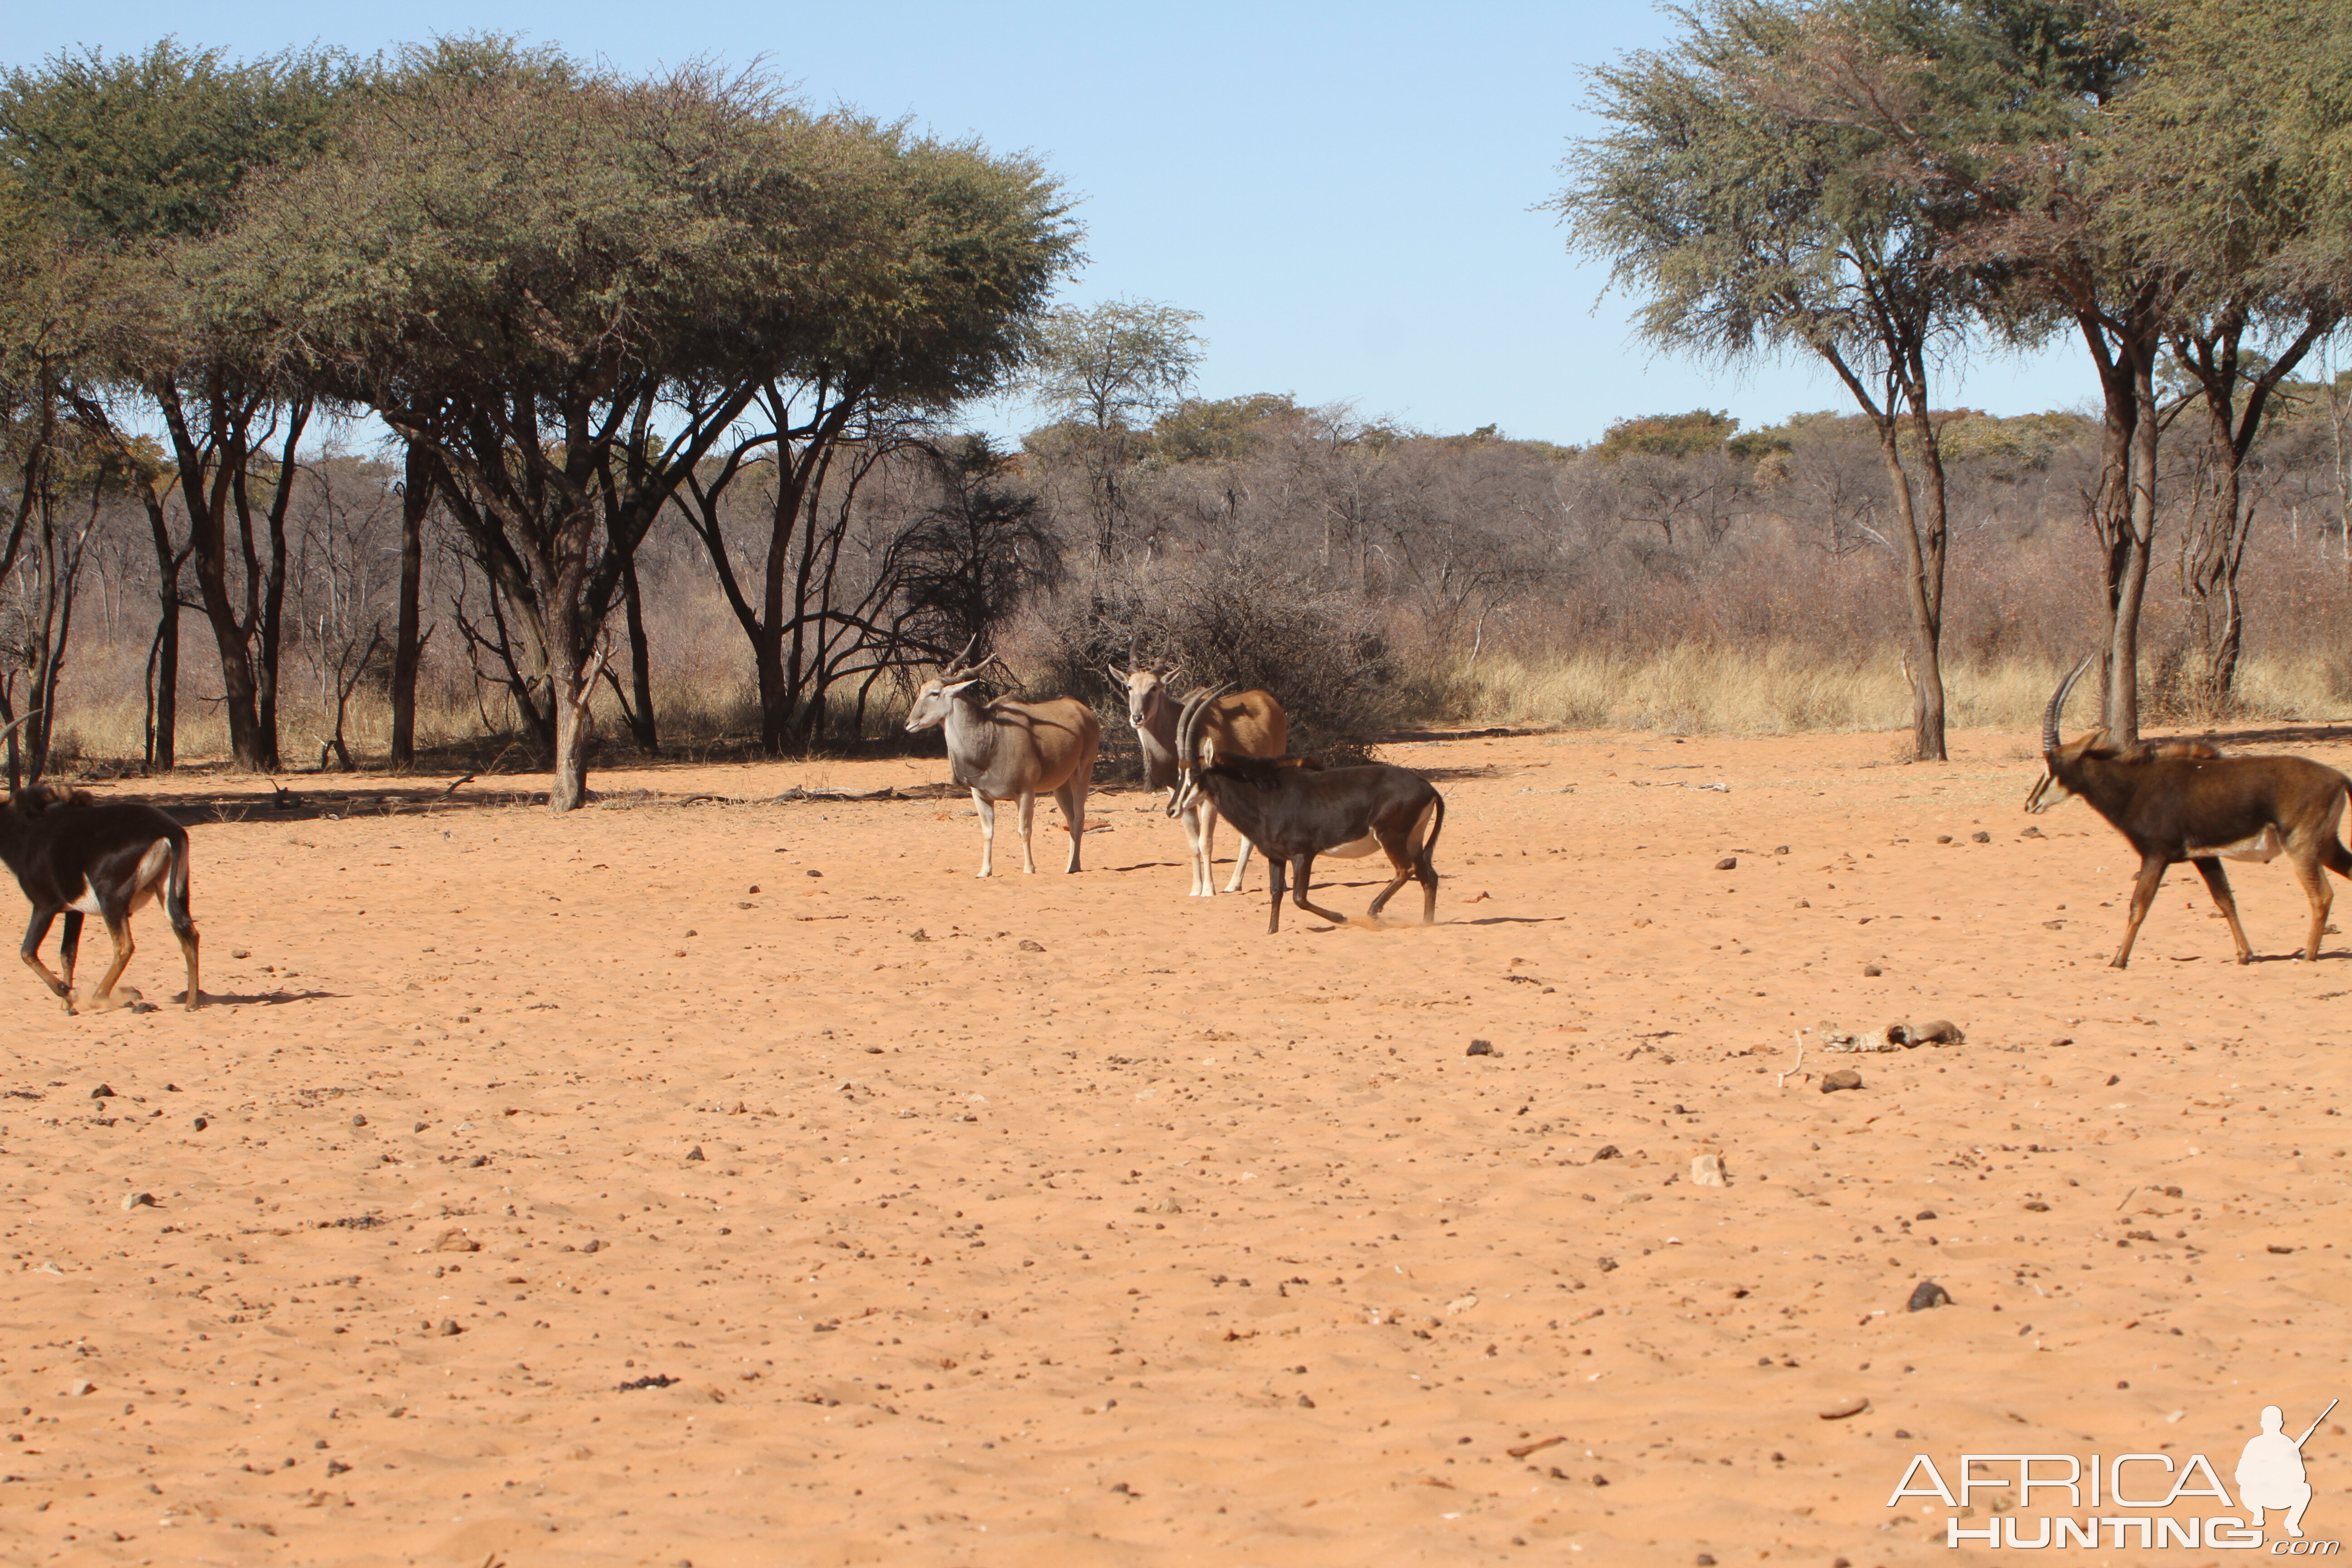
xmin=1039 ymin=552 xmax=1414 ymax=767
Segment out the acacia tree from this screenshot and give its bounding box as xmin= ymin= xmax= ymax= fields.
xmin=225 ymin=43 xmax=1071 ymax=807
xmin=1019 ymin=299 xmax=1202 ymax=565
xmin=2119 ymin=0 xmax=2352 ymax=711
xmin=1559 ymin=0 xmax=1973 ymax=759
xmin=666 ymin=125 xmax=1076 ymax=753
xmin=0 ymin=41 xmax=357 ymax=770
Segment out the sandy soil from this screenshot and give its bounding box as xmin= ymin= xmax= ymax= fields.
xmin=2 ymin=724 xmax=2348 ymax=1566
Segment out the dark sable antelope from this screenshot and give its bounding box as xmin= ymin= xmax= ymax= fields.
xmin=0 ymin=717 xmax=201 ymax=1011
xmin=2029 ymin=655 xmax=2352 ymax=967
xmin=1107 ymin=662 xmax=1292 ymax=896
xmin=1170 ymin=685 xmax=1444 ymax=933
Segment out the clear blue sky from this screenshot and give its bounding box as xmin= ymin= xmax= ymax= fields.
xmin=12 ymin=0 xmax=2090 ymax=446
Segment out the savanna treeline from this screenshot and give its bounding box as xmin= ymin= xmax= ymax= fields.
xmin=4 ymin=4 xmax=2352 ymax=808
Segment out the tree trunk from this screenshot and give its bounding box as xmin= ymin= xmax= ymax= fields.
xmin=143 ymin=493 xmax=182 ymax=771
xmin=1896 ymin=375 xmax=1950 ymax=763
xmin=390 ymin=441 xmax=431 ymax=766
xmin=2105 ymin=352 xmax=2161 ymax=745
xmin=545 ymin=595 xmax=594 ymax=813
xmin=618 ymin=547 xmax=658 ymax=755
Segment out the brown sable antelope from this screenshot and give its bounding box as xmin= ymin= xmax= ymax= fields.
xmin=1107 ymin=663 xmax=1295 ymax=896
xmin=1171 ymin=685 xmax=1444 ymax=933
xmin=905 ymin=641 xmax=1101 ymax=877
xmin=2029 ymin=655 xmax=2352 ymax=967
xmin=0 ymin=717 xmax=201 ymax=1012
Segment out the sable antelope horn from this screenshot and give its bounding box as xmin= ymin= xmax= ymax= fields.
xmin=1176 ymin=682 xmax=1235 ymax=769
xmin=2043 ymin=654 xmax=2097 ymax=761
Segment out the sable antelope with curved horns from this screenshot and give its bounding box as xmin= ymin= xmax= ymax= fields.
xmin=1171 ymin=685 xmax=1444 ymax=933
xmin=1106 ymin=662 xmax=1290 ymax=895
xmin=2028 ymin=654 xmax=2352 ymax=967
xmin=0 ymin=713 xmax=201 ymax=1012
xmin=905 ymin=638 xmax=1101 ymax=877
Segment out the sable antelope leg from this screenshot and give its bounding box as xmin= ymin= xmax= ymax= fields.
xmin=1214 ymin=799 xmax=1254 ymax=895
xmin=58 ymin=910 xmax=83 ymax=990
xmin=1265 ymin=855 xmax=1287 ymax=934
xmin=2110 ymin=854 xmax=2171 ymax=969
xmin=971 ymin=789 xmax=997 ymax=878
xmin=1290 ymin=853 xmax=1349 ymax=926
xmin=1016 ymin=791 xmax=1039 ymax=874
xmin=2189 ymin=858 xmax=2254 ymax=964
xmin=2287 ymin=846 xmax=2334 ymax=960
xmin=86 ymin=912 xmax=136 ymax=1010
xmin=163 ymin=861 xmax=199 ymax=1008
xmin=1056 ymin=775 xmax=1087 ymax=874
xmin=1416 ymin=825 xmax=1441 ymax=923
xmin=20 ymin=906 xmax=70 ymax=1007
xmin=1364 ymin=829 xmax=1416 ymax=921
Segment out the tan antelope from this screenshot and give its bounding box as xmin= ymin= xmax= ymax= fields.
xmin=906 ymin=642 xmax=1101 ymax=877
xmin=1107 ymin=664 xmax=1291 ymax=895
xmin=2029 ymin=655 xmax=2352 ymax=966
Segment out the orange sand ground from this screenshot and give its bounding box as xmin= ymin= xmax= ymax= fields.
xmin=1 ymin=726 xmax=2347 ymax=1567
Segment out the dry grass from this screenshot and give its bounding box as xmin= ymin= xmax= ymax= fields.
xmin=1438 ymin=645 xmax=2352 ymax=737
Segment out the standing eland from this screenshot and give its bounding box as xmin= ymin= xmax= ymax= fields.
xmin=906 ymin=642 xmax=1101 ymax=877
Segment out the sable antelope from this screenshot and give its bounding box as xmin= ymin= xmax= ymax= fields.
xmin=1107 ymin=663 xmax=1293 ymax=896
xmin=2028 ymin=655 xmax=2352 ymax=967
xmin=1171 ymin=685 xmax=1444 ymax=933
xmin=0 ymin=719 xmax=201 ymax=1012
xmin=905 ymin=641 xmax=1101 ymax=877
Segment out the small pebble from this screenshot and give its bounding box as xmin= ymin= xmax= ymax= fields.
xmin=1862 ymin=964 xmax=1882 ymax=977
xmin=1818 ymin=1396 xmax=1870 ymax=1420
xmin=746 ymin=885 xmax=760 ymax=895
xmin=1714 ymin=857 xmax=1737 ymax=871
xmin=1592 ymin=1144 xmax=1621 ymax=1160
xmin=1465 ymin=1039 xmax=1495 ymax=1057
xmin=686 ymin=1146 xmax=706 ymax=1162
xmin=119 ymin=1191 xmax=155 ymax=1212
xmin=1690 ymin=1153 xmax=1726 ymax=1188
xmin=68 ymin=1379 xmax=93 ymax=1397
xmin=1774 ymin=845 xmax=1789 ymax=855
xmin=806 ymin=869 xmax=822 ymax=877
xmin=437 ymin=1318 xmax=463 ymax=1337
xmin=350 ymin=1113 xmax=368 ymax=1127
xmin=1907 ymin=1279 xmax=1953 ymax=1312
xmin=1820 ymin=1068 xmax=1864 ymax=1094
xmin=1019 ymin=939 xmax=1045 ymax=952
xmin=192 ymin=1117 xmax=208 ymax=1131
xmin=1936 ymin=834 xmax=1952 ymax=844
xmin=230 ymin=948 xmax=250 ymax=959
xmin=1971 ymin=830 xmax=1990 ymax=843
xmin=90 ymin=1084 xmax=115 ymax=1099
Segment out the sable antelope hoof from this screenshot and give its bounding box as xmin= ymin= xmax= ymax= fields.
xmin=180 ymin=990 xmax=203 ymax=1009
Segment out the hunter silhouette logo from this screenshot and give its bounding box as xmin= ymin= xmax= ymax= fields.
xmin=1885 ymin=1396 xmax=2338 ymax=1551
xmin=2240 ymin=1401 xmax=2334 ymax=1541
